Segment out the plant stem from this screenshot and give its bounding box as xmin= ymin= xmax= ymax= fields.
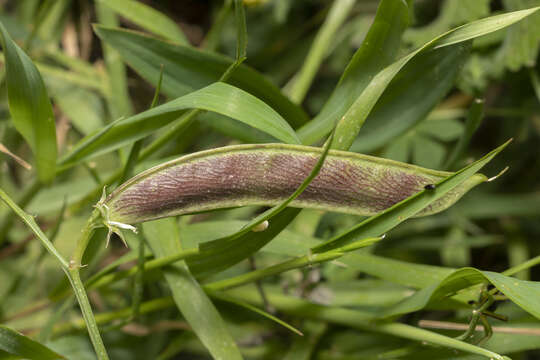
xmin=285 ymin=0 xmax=356 ymax=103
xmin=204 ymin=250 xmax=343 ymax=291
xmin=0 ymin=179 xmax=42 ymax=245
xmin=0 ymin=187 xmax=109 ymax=359
xmin=86 ymin=247 xmax=200 ymax=290
xmin=65 ymin=269 xmax=109 ymax=360
xmin=503 ymin=254 xmax=540 ymax=277
xmin=67 ymin=209 xmax=110 ymax=360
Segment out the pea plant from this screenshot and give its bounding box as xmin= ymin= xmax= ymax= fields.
xmin=0 ymin=1 xmax=539 ymax=359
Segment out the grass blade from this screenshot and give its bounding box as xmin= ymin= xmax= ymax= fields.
xmin=142 ymin=218 xmax=243 ymax=360
xmin=379 ymin=268 xmax=540 ymax=320
xmin=351 ymin=43 xmax=470 ymax=153
xmin=286 ymin=0 xmax=356 ymax=103
xmin=297 ymin=0 xmax=410 ymax=145
xmin=302 ymin=6 xmax=540 ymax=149
xmin=0 ymin=21 xmax=57 ymax=182
xmin=226 ymin=287 xmax=509 ymax=360
xmin=59 ymin=82 xmax=300 ymax=167
xmin=444 ymin=98 xmax=485 ymax=170
xmin=95 ymin=2 xmax=133 ymax=119
xmin=94 ymin=25 xmax=309 ymax=128
xmin=98 ymin=0 xmax=188 ymax=44
xmin=0 ymin=325 xmax=64 ymax=360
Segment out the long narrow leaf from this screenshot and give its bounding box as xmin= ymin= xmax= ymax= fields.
xmin=225 ymin=287 xmax=509 ymax=360
xmin=301 ymin=6 xmax=540 ymax=148
xmin=350 ymin=42 xmax=471 ymax=153
xmin=59 ymin=82 xmax=300 ymax=167
xmin=297 ymin=0 xmax=410 ymax=145
xmin=142 ymin=218 xmax=243 ymax=360
xmin=379 ymin=268 xmax=540 ymax=320
xmin=0 ymin=21 xmax=57 ymax=182
xmin=98 ymin=0 xmax=188 ymax=44
xmin=0 ymin=325 xmax=64 ymax=360
xmin=94 ymin=25 xmax=308 ymax=128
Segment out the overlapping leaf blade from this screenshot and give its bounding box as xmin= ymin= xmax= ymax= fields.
xmin=142 ymin=218 xmax=243 ymax=360
xmin=379 ymin=268 xmax=540 ymax=320
xmin=60 ymin=82 xmax=300 ymax=166
xmin=98 ymin=0 xmax=188 ymax=44
xmin=300 ymin=6 xmax=540 ymax=149
xmin=350 ymin=42 xmax=471 ymax=153
xmin=297 ymin=0 xmax=410 ymax=145
xmin=94 ymin=25 xmax=308 ymax=128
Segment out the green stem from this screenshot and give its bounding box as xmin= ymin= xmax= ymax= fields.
xmin=285 ymin=0 xmax=355 ymax=103
xmin=8 ymin=237 xmax=378 ymax=323
xmin=205 ymin=250 xmax=343 ymax=291
xmin=53 ymin=290 xmax=509 ymax=360
xmin=86 ymin=247 xmax=199 ymax=290
xmin=67 ymin=209 xmax=110 ymax=360
xmin=53 ymin=297 xmax=176 ymax=336
xmin=0 ymin=179 xmax=42 ymax=245
xmin=502 ymin=254 xmax=540 ymax=277
xmin=0 ymin=187 xmax=109 ymax=359
xmin=65 ymin=269 xmax=109 ymax=360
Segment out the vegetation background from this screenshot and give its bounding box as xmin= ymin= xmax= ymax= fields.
xmin=0 ymin=0 xmax=540 ymax=359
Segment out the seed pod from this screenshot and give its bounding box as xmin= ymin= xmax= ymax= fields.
xmin=104 ymin=144 xmax=487 ymax=224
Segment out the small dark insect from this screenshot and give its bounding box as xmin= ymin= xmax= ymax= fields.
xmin=424 ymin=184 xmax=436 ymax=190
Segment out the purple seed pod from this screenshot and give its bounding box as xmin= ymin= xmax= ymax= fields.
xmin=103 ymin=144 xmax=486 ymax=224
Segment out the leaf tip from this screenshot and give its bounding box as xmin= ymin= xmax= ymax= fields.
xmin=487 ymin=166 xmax=509 ymax=182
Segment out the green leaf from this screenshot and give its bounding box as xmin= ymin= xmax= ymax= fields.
xmin=444 ymin=98 xmax=484 ymax=170
xmin=302 ymin=6 xmax=540 ymax=149
xmin=0 ymin=21 xmax=57 ymax=182
xmin=379 ymin=268 xmax=540 ymax=320
xmin=351 ymin=43 xmax=470 ymax=153
xmin=95 ymin=3 xmax=133 ymax=119
xmin=59 ymin=82 xmax=300 ymax=166
xmin=434 ymin=6 xmax=540 ymax=48
xmin=297 ymin=0 xmax=410 ymax=145
xmin=0 ymin=325 xmax=64 ymax=359
xmin=98 ymin=0 xmax=188 ymax=44
xmin=233 ymin=0 xmax=247 ymax=62
xmin=187 ymin=208 xmax=302 ymax=278
xmin=142 ymin=218 xmax=243 ymax=360
xmin=93 ymin=25 xmax=308 ymax=128
xmin=226 ymin=287 xmax=509 ymax=360
xmin=404 ymin=0 xmax=491 ymax=47
xmin=312 ymin=139 xmax=511 ymax=253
